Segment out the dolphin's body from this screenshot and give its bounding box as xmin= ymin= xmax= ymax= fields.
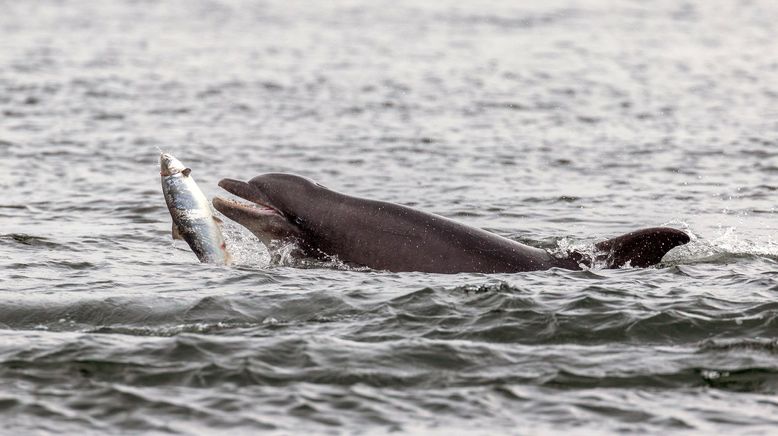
xmin=213 ymin=173 xmax=689 ymax=273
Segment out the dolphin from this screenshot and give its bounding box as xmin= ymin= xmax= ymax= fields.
xmin=212 ymin=173 xmax=689 ymax=273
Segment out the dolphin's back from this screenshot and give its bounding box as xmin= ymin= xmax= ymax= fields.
xmin=300 ymin=192 xmax=560 ymax=273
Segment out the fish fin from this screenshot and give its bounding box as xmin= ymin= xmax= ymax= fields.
xmin=182 ymin=168 xmax=192 ymax=177
xmin=172 ymin=223 xmax=184 ymax=240
xmin=220 ymin=240 xmax=232 ymax=265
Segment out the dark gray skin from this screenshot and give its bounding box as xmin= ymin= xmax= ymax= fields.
xmin=213 ymin=173 xmax=690 ymax=273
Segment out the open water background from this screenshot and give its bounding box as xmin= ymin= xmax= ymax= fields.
xmin=1 ymin=0 xmax=778 ymax=433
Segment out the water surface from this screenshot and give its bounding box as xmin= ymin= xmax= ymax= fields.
xmin=1 ymin=0 xmax=778 ymax=433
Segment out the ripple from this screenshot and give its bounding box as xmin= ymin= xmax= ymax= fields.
xmin=0 ymin=233 xmax=65 ymax=249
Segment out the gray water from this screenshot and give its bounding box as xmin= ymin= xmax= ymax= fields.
xmin=2 ymin=0 xmax=778 ymax=433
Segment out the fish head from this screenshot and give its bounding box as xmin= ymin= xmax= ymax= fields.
xmin=160 ymin=153 xmax=190 ymax=177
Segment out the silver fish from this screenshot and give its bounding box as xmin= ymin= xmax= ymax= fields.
xmin=160 ymin=153 xmax=231 ymax=264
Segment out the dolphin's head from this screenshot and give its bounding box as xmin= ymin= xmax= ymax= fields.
xmin=213 ymin=173 xmax=326 ymax=246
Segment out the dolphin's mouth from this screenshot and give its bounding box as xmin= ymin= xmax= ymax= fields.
xmin=212 ymin=196 xmax=282 ymax=218
xmin=213 ymin=179 xmax=284 ymax=220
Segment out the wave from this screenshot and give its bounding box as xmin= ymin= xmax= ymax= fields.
xmin=3 ymin=330 xmax=778 ymax=396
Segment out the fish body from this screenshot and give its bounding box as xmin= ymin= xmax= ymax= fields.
xmin=160 ymin=153 xmax=230 ymax=264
